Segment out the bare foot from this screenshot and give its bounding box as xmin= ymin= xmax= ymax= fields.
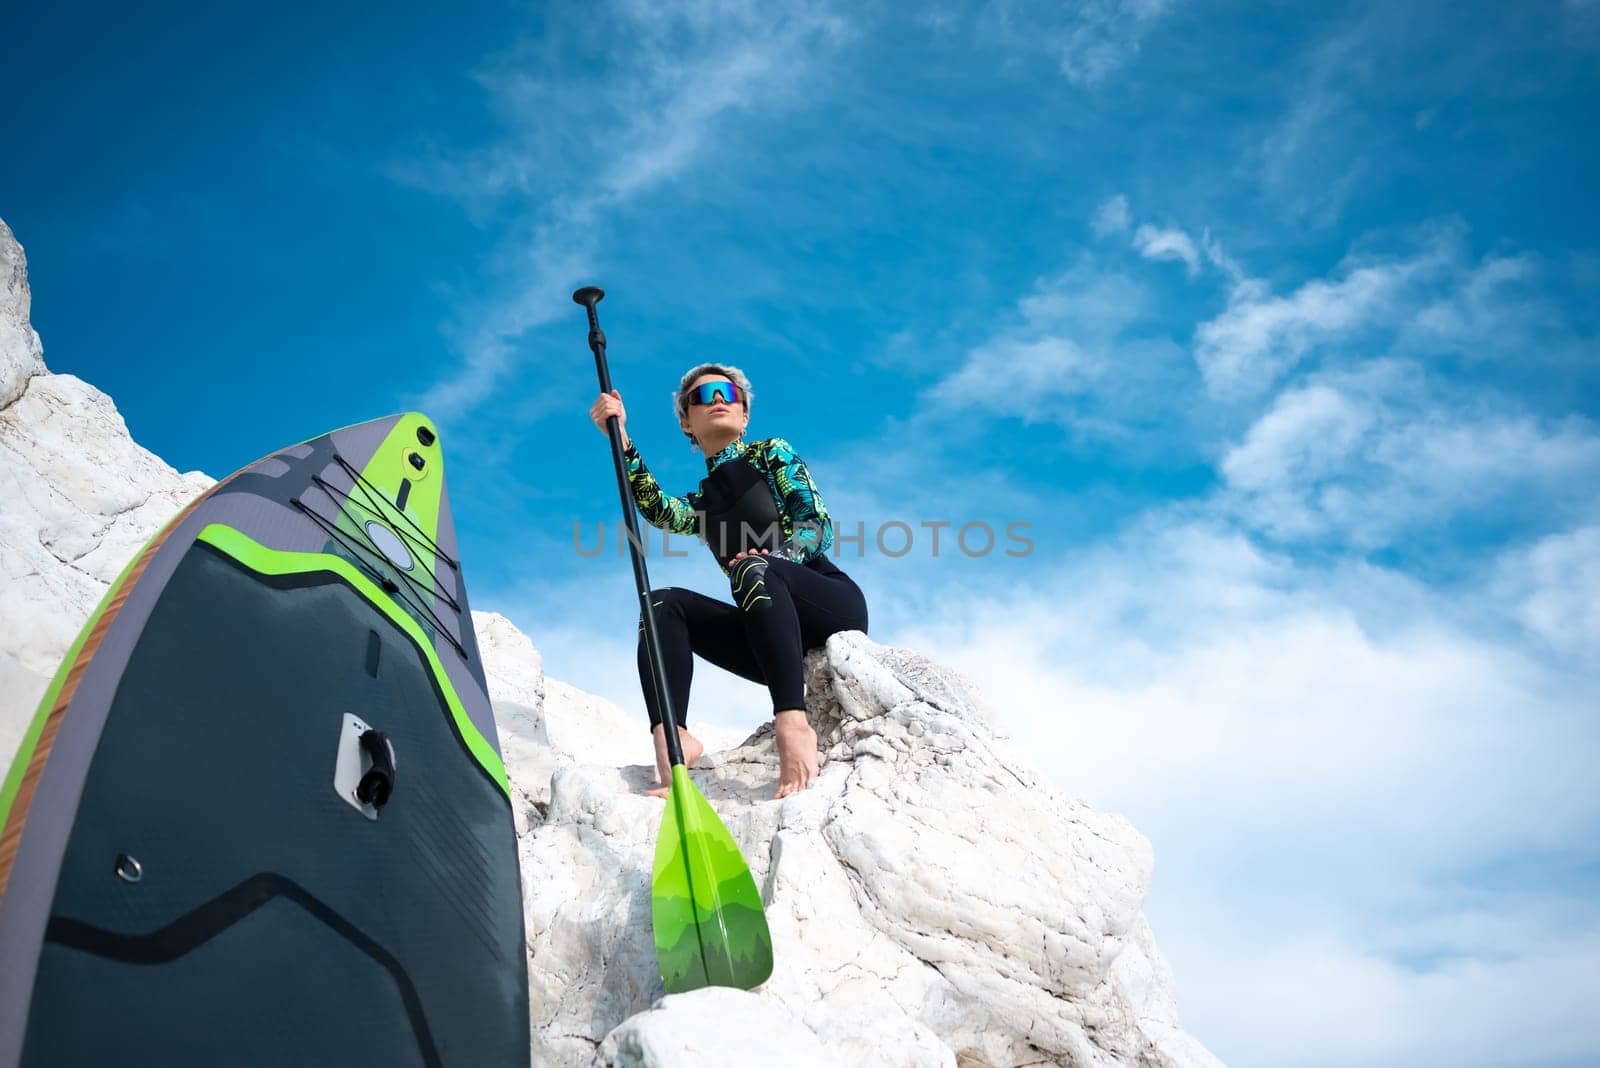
xmin=645 ymin=726 xmax=704 ymax=798
xmin=773 ymin=709 xmax=818 ymax=799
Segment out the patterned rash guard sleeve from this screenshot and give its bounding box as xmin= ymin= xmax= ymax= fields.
xmin=762 ymin=437 xmax=834 ymax=564
xmin=622 ymin=441 xmax=700 ymax=537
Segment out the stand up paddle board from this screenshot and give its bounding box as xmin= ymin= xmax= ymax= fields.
xmin=0 ymin=413 xmax=529 ymax=1067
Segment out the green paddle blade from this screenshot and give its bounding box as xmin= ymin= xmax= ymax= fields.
xmin=652 ymin=764 xmax=774 ymax=993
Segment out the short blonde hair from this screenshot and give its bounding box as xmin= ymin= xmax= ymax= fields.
xmin=673 ymin=363 xmax=754 ymax=443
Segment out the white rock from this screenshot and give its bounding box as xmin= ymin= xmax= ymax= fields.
xmin=0 ymin=222 xmax=216 ymax=706
xmin=1107 ymin=917 xmax=1227 ymax=1068
xmin=476 ymin=609 xmax=547 ymax=708
xmin=0 ymin=372 xmax=216 ymax=677
xmin=0 ymin=650 xmax=49 ymax=787
xmin=0 ymin=218 xmax=45 ymax=411
xmin=594 ymin=987 xmax=834 ymax=1068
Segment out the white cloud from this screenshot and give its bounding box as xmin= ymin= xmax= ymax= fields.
xmin=1194 ymin=227 xmax=1459 ymax=398
xmin=885 ymin=516 xmax=1595 ymax=848
xmin=1165 ymin=922 xmax=1600 ymax=1067
xmin=1092 ymin=193 xmax=1131 ymax=236
xmin=1154 ymin=223 xmax=1600 ymax=561
xmin=1013 ymin=263 xmax=1146 ymax=330
xmin=1218 ymin=379 xmax=1374 ymax=537
xmin=1217 ymin=359 xmax=1600 ymax=549
xmin=1402 ymin=252 xmax=1578 ymax=365
xmin=1109 ymin=203 xmax=1235 ymax=282
xmin=1493 ymin=522 xmax=1600 ymax=661
xmin=912 ymin=224 xmax=1597 ymax=569
xmin=933 ymin=335 xmax=1099 ymax=402
xmin=1133 ymin=223 xmax=1202 ymax=276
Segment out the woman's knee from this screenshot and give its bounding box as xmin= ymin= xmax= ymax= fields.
xmin=638 ymin=587 xmax=687 ymax=635
xmin=730 ymin=557 xmax=780 ymax=613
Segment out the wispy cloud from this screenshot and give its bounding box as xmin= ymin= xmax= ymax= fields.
xmin=951 ymin=0 xmax=1180 ymax=87
xmin=1094 ymin=196 xmax=1239 ymax=282
xmin=1194 ymin=226 xmax=1462 ymax=399
xmin=1400 ymin=251 xmax=1588 ymax=367
xmin=394 ymin=1 xmax=852 ymax=420
xmin=920 ymin=258 xmax=1195 ymax=446
xmin=1058 ymin=0 xmax=1177 ymax=86
xmin=1250 ymin=10 xmax=1384 ymax=228
xmin=988 ymin=0 xmax=1179 ymax=87
xmin=1133 ymin=223 xmax=1201 ymax=275
xmin=1243 ymin=6 xmax=1573 ymax=231
xmin=1092 ymin=193 xmax=1131 ymax=236
xmin=1178 ymin=221 xmax=1600 ymax=554
xmin=1196 ymin=227 xmax=1245 ymax=283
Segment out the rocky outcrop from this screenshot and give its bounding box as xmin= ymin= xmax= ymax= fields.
xmin=0 ymin=218 xmax=45 ymax=412
xmin=596 ymin=987 xmax=836 ymax=1067
xmin=514 ymin=633 xmax=1221 ymax=1067
xmin=0 ymin=220 xmax=215 ymax=765
xmin=0 ymin=216 xmax=1221 ymax=1067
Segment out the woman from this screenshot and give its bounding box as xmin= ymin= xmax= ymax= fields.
xmin=588 ymin=363 xmax=870 ymax=800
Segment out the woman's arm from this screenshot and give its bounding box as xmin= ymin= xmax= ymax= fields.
xmin=761 ymin=437 xmax=834 ymax=563
xmin=623 ymin=441 xmax=701 ymax=536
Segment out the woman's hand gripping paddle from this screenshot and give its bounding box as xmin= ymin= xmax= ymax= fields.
xmin=573 ymin=286 xmax=774 ymax=993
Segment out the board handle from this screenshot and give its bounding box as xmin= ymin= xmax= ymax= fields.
xmin=357 ymin=730 xmax=397 ymax=809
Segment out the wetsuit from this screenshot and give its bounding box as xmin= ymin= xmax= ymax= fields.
xmin=623 ymin=435 xmax=869 ymax=732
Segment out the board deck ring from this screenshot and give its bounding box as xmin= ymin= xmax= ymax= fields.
xmin=113 ymin=854 xmax=142 ymax=883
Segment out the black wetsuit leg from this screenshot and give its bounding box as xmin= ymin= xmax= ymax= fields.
xmin=636 ymin=557 xmax=869 ymax=732
xmin=636 ymin=587 xmax=756 ymax=732
xmin=729 ymin=555 xmax=868 ymax=715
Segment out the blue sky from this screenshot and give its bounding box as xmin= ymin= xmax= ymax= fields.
xmin=5 ymin=2 xmax=1599 ymax=1063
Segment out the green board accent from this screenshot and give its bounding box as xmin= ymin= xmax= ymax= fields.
xmin=321 ymin=414 xmax=447 ymax=641
xmin=353 ymin=413 xmax=444 ymax=545
xmin=651 ymin=764 xmax=773 ymax=993
xmin=0 ymin=540 xmax=151 ymax=840
xmin=194 ymin=523 xmax=509 ymax=799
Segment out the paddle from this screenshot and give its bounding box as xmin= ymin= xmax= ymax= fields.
xmin=573 ymin=285 xmax=774 ymax=993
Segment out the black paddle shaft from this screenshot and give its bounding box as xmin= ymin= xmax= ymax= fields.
xmin=573 ymin=286 xmax=687 ymax=768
